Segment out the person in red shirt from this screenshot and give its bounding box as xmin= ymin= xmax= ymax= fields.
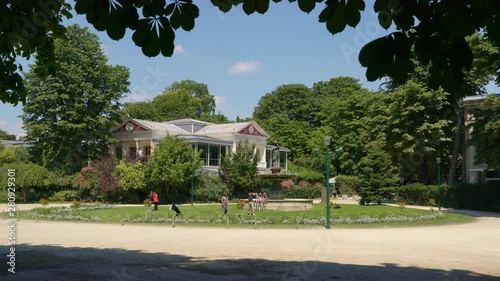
xmin=153 ymin=192 xmax=159 ymax=211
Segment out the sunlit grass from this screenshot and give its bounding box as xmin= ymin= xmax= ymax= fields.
xmin=18 ymin=202 xmax=474 ymax=228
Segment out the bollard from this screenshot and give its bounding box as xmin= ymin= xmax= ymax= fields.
xmin=16 ymin=208 xmax=19 ymax=221
xmin=296 ymin=217 xmax=300 ymax=230
xmin=253 ymin=214 xmax=256 ymax=229
xmin=226 ymin=215 xmax=229 ymax=229
xmin=121 ymin=208 xmax=124 ymax=226
xmin=172 ymin=214 xmax=176 ymax=228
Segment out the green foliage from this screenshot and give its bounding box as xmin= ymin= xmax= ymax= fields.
xmin=21 ymin=24 xmax=129 ymax=173
xmin=441 ymin=184 xmax=500 ymax=212
xmin=148 ymin=135 xmax=203 ymax=195
xmin=289 ymin=162 xmax=323 ymax=183
xmin=194 ymin=176 xmax=230 ymax=203
xmin=385 ymin=80 xmax=453 ymax=183
xmin=283 ymin=186 xmax=321 ymax=199
xmin=335 ymin=175 xmax=362 ymax=196
xmin=115 ymin=159 xmax=147 ymax=191
xmin=0 ymin=129 xmax=7 ymax=140
xmin=0 ymin=146 xmax=30 ymax=164
xmin=49 ymin=190 xmax=80 ymax=202
xmin=253 ymin=84 xmax=321 ymax=159
xmin=394 ymin=183 xmax=436 ymax=206
xmin=0 ymin=162 xmax=50 ymax=201
xmin=3 ymin=2 xmax=500 ymax=105
xmin=220 ymin=141 xmax=259 ymax=196
xmin=392 ymin=183 xmax=500 ymax=212
xmin=468 ymin=95 xmax=500 ymax=171
xmin=122 ymin=80 xmax=225 ymax=122
xmin=0 ymin=1 xmax=71 ymax=104
xmin=357 ymin=139 xmax=398 ymax=189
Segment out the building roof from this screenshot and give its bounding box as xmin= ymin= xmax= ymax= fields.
xmin=113 ymin=118 xmax=270 ymax=138
xmin=1 ymin=140 xmax=30 ymax=147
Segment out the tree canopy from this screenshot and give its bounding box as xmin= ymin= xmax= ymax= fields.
xmin=3 ymin=1 xmax=500 ymax=104
xmin=21 ymin=24 xmax=130 ymax=173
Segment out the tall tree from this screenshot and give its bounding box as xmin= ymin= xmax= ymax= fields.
xmin=165 ymin=80 xmax=216 ymax=116
xmin=253 ymin=84 xmax=319 ymax=159
xmin=386 ymin=81 xmax=453 ymax=184
xmin=21 ymin=24 xmax=130 ymax=173
xmin=122 ymin=80 xmax=223 ymax=122
xmin=0 ymin=129 xmax=8 ymax=140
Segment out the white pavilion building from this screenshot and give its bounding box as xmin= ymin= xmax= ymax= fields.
xmin=110 ymin=118 xmax=290 ymax=175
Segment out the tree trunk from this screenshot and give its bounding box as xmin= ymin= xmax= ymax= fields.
xmin=419 ymin=152 xmax=429 ymax=184
xmin=448 ymin=107 xmax=464 ymax=185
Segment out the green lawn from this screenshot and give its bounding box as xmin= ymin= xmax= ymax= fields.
xmin=17 ymin=202 xmax=475 ymax=228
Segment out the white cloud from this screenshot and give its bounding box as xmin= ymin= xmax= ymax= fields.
xmin=173 ymin=45 xmax=186 ymax=55
xmin=100 ymin=44 xmax=110 ymax=55
xmin=0 ymin=120 xmax=25 ymax=137
xmin=227 ymin=61 xmax=262 ymax=74
xmin=124 ymin=92 xmax=157 ymax=102
xmin=215 ymin=96 xmax=228 ymax=108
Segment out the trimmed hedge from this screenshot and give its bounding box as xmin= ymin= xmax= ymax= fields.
xmin=284 ymin=186 xmax=321 ymax=199
xmin=393 ymin=183 xmax=500 ymax=212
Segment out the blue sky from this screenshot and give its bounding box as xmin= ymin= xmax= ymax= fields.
xmin=1 ymin=1 xmax=495 ymax=137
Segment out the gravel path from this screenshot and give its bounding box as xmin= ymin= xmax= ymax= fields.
xmin=1 ymin=204 xmax=499 ymax=280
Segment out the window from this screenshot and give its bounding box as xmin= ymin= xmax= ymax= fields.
xmin=266 ymin=149 xmax=272 ymax=168
xmin=115 ymin=146 xmax=122 ymax=159
xmin=128 ymin=147 xmax=137 ymax=158
xmin=209 ymin=144 xmax=219 ymax=166
xmin=143 ymin=145 xmax=151 ymax=156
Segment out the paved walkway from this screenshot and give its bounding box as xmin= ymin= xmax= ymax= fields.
xmin=1 ymin=202 xmax=499 ymax=280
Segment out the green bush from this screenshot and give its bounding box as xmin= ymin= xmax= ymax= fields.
xmin=335 ymin=175 xmax=362 ymax=196
xmin=394 ymin=183 xmax=436 ymax=205
xmin=284 ymin=186 xmax=321 ymax=199
xmin=50 ymin=190 xmax=80 ymax=202
xmin=441 ymin=183 xmax=500 ymax=211
xmin=195 ymin=176 xmax=230 ymax=203
xmin=391 ymin=183 xmax=500 ymax=212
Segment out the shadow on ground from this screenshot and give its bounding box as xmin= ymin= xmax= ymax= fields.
xmin=0 ymin=244 xmax=497 ymax=281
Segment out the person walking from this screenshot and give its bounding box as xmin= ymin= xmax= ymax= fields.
xmin=153 ymin=191 xmax=159 ymax=211
xmin=221 ymin=193 xmax=229 ymax=217
xmin=247 ymin=192 xmax=255 ymax=216
xmin=148 ymin=191 xmax=154 ymax=211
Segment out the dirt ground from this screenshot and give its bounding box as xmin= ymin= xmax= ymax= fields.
xmin=1 ymin=204 xmax=499 ymax=281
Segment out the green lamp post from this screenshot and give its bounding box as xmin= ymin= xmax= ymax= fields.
xmin=437 ymin=157 xmax=441 ymax=211
xmin=191 ymin=169 xmax=195 ymax=206
xmin=324 ymin=136 xmax=332 ymax=229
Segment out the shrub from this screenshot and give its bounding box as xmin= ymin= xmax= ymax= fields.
xmin=280 ymin=179 xmax=294 ymax=190
xmin=298 ymin=180 xmax=312 ymax=188
xmin=49 ymin=190 xmax=80 ymax=202
xmin=335 ymin=175 xmax=362 ymax=196
xmin=284 ymin=186 xmax=321 ymax=199
xmin=394 ymin=183 xmax=436 ymax=205
xmin=194 ymin=176 xmax=230 ymax=203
